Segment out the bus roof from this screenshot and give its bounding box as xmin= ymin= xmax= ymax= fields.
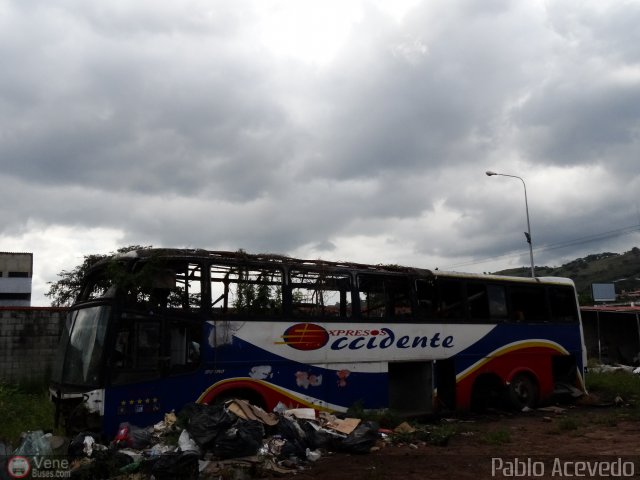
xmin=110 ymin=248 xmax=430 ymax=275
xmin=432 ymin=270 xmax=576 ymax=287
xmin=105 ymin=248 xmax=575 ymax=287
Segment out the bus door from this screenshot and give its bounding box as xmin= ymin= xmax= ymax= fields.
xmin=415 ymin=277 xmax=460 ymax=412
xmin=388 ymin=360 xmax=434 ymax=414
xmin=434 ymin=358 xmax=456 ymax=410
xmin=104 ymin=263 xmax=205 ymax=435
xmin=359 ymin=273 xmax=435 ymax=414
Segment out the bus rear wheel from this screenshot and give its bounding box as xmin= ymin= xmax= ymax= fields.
xmin=507 ymin=374 xmax=538 ymax=410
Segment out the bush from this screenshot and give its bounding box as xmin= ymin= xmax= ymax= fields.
xmin=0 ymin=383 xmax=56 ymax=446
xmin=586 ymin=370 xmax=640 ymax=404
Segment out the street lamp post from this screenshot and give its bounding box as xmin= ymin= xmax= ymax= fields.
xmin=486 ymin=170 xmax=535 ymax=278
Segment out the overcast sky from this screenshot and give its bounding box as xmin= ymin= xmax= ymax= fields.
xmin=1 ymin=0 xmax=639 ymax=305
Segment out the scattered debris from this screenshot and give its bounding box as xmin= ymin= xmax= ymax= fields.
xmin=153 ymin=411 xmax=177 ymax=433
xmin=6 ymin=400 xmax=390 ymax=479
xmin=320 ymin=413 xmax=361 ymax=435
xmin=393 ymin=422 xmax=416 ymax=434
xmin=284 ymin=407 xmax=317 ymax=421
xmin=537 ymin=406 xmax=566 ymax=414
xmin=575 ymin=392 xmax=612 ymax=407
xmin=333 ymin=421 xmax=380 ymax=454
xmin=226 ymin=399 xmax=279 ymax=426
xmin=11 ymin=399 xmax=624 ymax=479
xmin=14 ymin=430 xmax=53 ymax=456
xmin=113 ymin=422 xmax=153 ymax=450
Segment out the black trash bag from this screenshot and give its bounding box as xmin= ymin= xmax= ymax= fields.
xmin=334 ymin=420 xmax=380 ymax=454
xmin=176 ymin=402 xmax=205 ymax=425
xmin=181 ymin=403 xmax=238 ymax=449
xmin=150 ymin=452 xmax=199 ymax=480
xmin=69 ymin=449 xmax=133 ymax=480
xmin=68 ymin=432 xmax=100 ymax=458
xmin=275 ymin=416 xmax=308 ymax=459
xmin=300 ymin=421 xmax=333 ymax=450
xmin=278 ymin=438 xmax=305 ymax=460
xmin=112 ymin=422 xmax=152 ymax=449
xmin=213 ymin=419 xmax=265 ymax=459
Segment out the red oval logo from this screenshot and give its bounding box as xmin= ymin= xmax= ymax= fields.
xmin=281 ymin=323 xmax=329 ymax=351
xmin=7 ymin=456 xmax=31 ymax=479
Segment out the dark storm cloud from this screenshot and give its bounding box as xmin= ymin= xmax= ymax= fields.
xmin=303 ymin=0 xmax=550 ymax=184
xmin=513 ymin=82 xmax=640 ymax=167
xmin=546 ymin=1 xmax=640 ymax=64
xmin=0 ymin=0 xmax=297 ymax=202
xmin=1 ymin=0 xmax=639 ymax=305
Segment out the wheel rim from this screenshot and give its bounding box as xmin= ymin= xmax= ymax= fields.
xmin=509 ymin=375 xmax=537 ymax=409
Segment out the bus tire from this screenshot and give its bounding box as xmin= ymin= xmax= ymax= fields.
xmin=507 ymin=374 xmax=538 ymax=410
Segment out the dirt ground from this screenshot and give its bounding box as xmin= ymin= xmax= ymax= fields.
xmin=293 ymin=405 xmax=640 ymax=480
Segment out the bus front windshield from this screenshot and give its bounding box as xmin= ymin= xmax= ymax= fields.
xmin=52 ymin=306 xmax=110 ymax=387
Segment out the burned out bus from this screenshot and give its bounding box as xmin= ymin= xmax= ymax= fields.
xmin=50 ymin=248 xmax=586 ymax=435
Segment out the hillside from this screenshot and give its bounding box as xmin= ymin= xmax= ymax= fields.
xmin=494 ymin=247 xmax=640 ymax=303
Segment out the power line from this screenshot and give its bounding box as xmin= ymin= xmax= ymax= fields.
xmin=536 ymin=224 xmax=640 ymax=253
xmin=444 ymin=224 xmax=640 ymax=270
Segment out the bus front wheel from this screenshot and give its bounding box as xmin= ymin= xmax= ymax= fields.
xmin=507 ymin=374 xmax=538 ymax=410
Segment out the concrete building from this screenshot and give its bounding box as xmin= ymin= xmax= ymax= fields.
xmin=0 ymin=252 xmax=33 ymax=307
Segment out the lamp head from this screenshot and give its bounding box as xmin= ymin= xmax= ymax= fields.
xmin=485 ymin=171 xmax=497 ymax=176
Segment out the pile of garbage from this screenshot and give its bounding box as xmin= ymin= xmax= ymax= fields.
xmin=5 ymin=400 xmax=381 ymax=479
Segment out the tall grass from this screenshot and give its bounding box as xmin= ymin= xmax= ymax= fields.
xmin=483 ymin=428 xmax=511 ymax=445
xmin=585 ymin=370 xmax=640 ymax=404
xmin=0 ymin=383 xmax=55 ymax=447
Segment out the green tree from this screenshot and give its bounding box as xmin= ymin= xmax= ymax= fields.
xmin=46 ymin=245 xmax=151 ymax=307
